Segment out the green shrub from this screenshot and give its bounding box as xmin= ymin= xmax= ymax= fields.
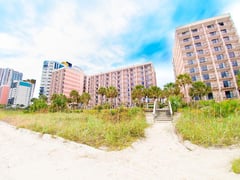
xmin=232 ymin=158 xmax=240 ymax=174
xmin=169 ymin=95 xmax=183 ymax=112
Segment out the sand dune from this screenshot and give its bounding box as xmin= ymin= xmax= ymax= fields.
xmin=0 ymin=119 xmax=239 ymax=180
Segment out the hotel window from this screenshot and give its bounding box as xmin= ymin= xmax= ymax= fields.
xmin=191 ymin=28 xmax=198 ymax=33
xmin=234 ymin=70 xmax=240 ymax=75
xmin=211 ymin=39 xmax=219 ymax=44
xmin=218 ymin=22 xmax=224 ymax=26
xmin=214 ymin=46 xmax=221 ymax=52
xmin=185 ymin=45 xmax=191 ymax=49
xmin=199 ymin=57 xmax=206 ymax=63
xmin=205 ymin=82 xmax=211 ymax=87
xmin=221 ymin=29 xmax=227 ymax=33
xmin=183 ymin=38 xmax=190 ymax=42
xmin=216 ymin=54 xmax=224 ymax=60
xmin=229 ymin=52 xmax=235 ymax=58
xmin=219 ymin=63 xmax=226 ymax=69
xmin=197 ymin=50 xmax=203 ymax=54
xmin=188 ymin=60 xmax=194 ymax=65
xmin=226 ymin=44 xmax=232 ymax=49
xmin=223 ymin=80 xmax=231 ymax=87
xmin=221 ymin=71 xmax=229 ymax=78
xmin=203 ymin=74 xmax=210 ymax=80
xmin=201 ymin=65 xmax=208 ymax=71
xmin=232 ymin=61 xmax=238 ymax=67
xmin=182 ymin=31 xmax=189 ymax=35
xmin=223 ymin=36 xmax=229 ymax=41
xmin=191 ymin=76 xmax=197 ymax=81
xmin=189 ymin=68 xmax=195 ymax=73
xmin=207 ymin=24 xmax=214 ymax=29
xmin=195 ymin=42 xmax=202 ymax=47
xmin=210 ymin=31 xmax=216 ymax=36
xmin=186 ymin=52 xmax=193 ymax=57
xmin=194 ymin=35 xmax=200 ymax=40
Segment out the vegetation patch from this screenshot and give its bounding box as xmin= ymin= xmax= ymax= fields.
xmin=0 ymin=107 xmax=148 ymax=150
xmin=176 ymin=100 xmax=240 ymax=147
xmin=232 ymin=158 xmax=240 ymax=174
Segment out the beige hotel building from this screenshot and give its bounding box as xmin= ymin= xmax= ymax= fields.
xmin=86 ymin=62 xmax=157 ymax=107
xmin=173 ymin=14 xmax=240 ymax=101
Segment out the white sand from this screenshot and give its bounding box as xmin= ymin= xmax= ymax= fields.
xmin=0 ymin=118 xmax=239 ymax=180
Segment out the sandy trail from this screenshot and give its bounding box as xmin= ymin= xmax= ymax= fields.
xmin=0 ymin=119 xmax=239 ymax=180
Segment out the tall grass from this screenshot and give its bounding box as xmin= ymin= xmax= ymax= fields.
xmin=0 ymin=107 xmax=148 ymax=150
xmin=176 ymin=100 xmax=240 ymax=147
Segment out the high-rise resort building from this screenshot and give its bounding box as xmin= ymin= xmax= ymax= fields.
xmin=0 ymin=85 xmax=10 ymax=105
xmin=39 ymin=60 xmax=64 ymax=98
xmin=173 ymin=14 xmax=240 ymax=101
xmin=86 ymin=62 xmax=157 ymax=107
xmin=49 ymin=66 xmax=84 ymax=99
xmin=0 ymin=68 xmax=23 ymax=86
xmin=8 ymin=80 xmax=36 ymax=107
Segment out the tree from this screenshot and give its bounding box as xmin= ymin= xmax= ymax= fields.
xmin=131 ymin=85 xmax=145 ymax=106
xmin=163 ymin=82 xmax=180 ymax=98
xmin=50 ymin=94 xmax=68 ymax=112
xmin=237 ymin=71 xmax=240 ymax=88
xmin=97 ymin=87 xmax=106 ymax=105
xmin=105 ymin=86 xmax=118 ymax=108
xmin=30 ymin=95 xmax=48 ymax=112
xmin=176 ymin=73 xmax=192 ymax=102
xmin=69 ymin=90 xmax=80 ymax=109
xmin=147 ymin=86 xmax=162 ymax=100
xmin=80 ymin=92 xmax=91 ymax=109
xmin=189 ymin=81 xmax=211 ymax=100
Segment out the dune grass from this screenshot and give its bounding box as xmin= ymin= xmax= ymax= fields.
xmin=175 ymin=100 xmax=240 ymax=147
xmin=232 ymin=158 xmax=240 ymax=174
xmin=0 ymin=107 xmax=148 ymax=150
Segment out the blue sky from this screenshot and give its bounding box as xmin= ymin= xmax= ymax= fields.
xmin=0 ymin=0 xmax=240 ymax=97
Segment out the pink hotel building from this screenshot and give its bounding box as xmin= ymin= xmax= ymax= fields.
xmin=173 ymin=14 xmax=240 ymax=101
xmin=86 ymin=62 xmax=156 ymax=106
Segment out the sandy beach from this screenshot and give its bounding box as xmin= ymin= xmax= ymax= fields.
xmin=0 ymin=119 xmax=239 ymax=180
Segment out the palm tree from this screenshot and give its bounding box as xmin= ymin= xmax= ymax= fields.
xmin=105 ymin=86 xmax=118 ymax=108
xmin=147 ymin=86 xmax=162 ymax=100
xmin=69 ymin=90 xmax=80 ymax=109
xmin=189 ymin=81 xmax=211 ymax=100
xmin=176 ymin=73 xmax=192 ymax=102
xmin=163 ymin=82 xmax=180 ymax=98
xmin=131 ymin=85 xmax=145 ymax=106
xmin=97 ymin=87 xmax=106 ymax=105
xmin=80 ymin=92 xmax=91 ymax=109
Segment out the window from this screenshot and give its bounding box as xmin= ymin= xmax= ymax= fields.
xmin=186 ymin=52 xmax=193 ymax=57
xmin=201 ymin=65 xmax=208 ymax=71
xmin=185 ymin=45 xmax=191 ymax=49
xmin=212 ymin=39 xmax=219 ymax=44
xmin=206 ymin=82 xmax=211 ymax=87
xmin=195 ymin=42 xmax=202 ymax=47
xmin=223 ymin=36 xmax=229 ymax=41
xmin=197 ymin=50 xmax=203 ymax=54
xmin=203 ymin=74 xmax=210 ymax=80
xmin=214 ymin=46 xmax=222 ymax=51
xmin=191 ymin=28 xmax=198 ymax=33
xmin=219 ymin=63 xmax=226 ymax=69
xmin=189 ymin=68 xmax=195 ymax=73
xmin=234 ymin=70 xmax=240 ymax=75
xmin=232 ymin=61 xmax=238 ymax=66
xmin=221 ymin=29 xmax=227 ymax=33
xmin=229 ymin=52 xmax=235 ymax=58
xmin=194 ymin=35 xmax=200 ymax=40
xmin=191 ymin=76 xmax=197 ymax=81
xmin=218 ymin=22 xmax=224 ymax=26
xmin=188 ymin=60 xmax=194 ymax=65
xmin=199 ymin=57 xmax=206 ymax=63
xmin=183 ymin=38 xmax=190 ymax=42
xmin=207 ymin=24 xmax=214 ymax=28
xmin=182 ymin=31 xmax=189 ymax=35
xmin=223 ymin=80 xmax=231 ymax=87
xmin=221 ymin=71 xmax=229 ymax=78
xmin=210 ymin=31 xmax=216 ymax=36
xmin=216 ymin=54 xmax=224 ymax=60
xmin=225 ymin=91 xmax=233 ymax=98
xmin=226 ymin=44 xmax=232 ymax=49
